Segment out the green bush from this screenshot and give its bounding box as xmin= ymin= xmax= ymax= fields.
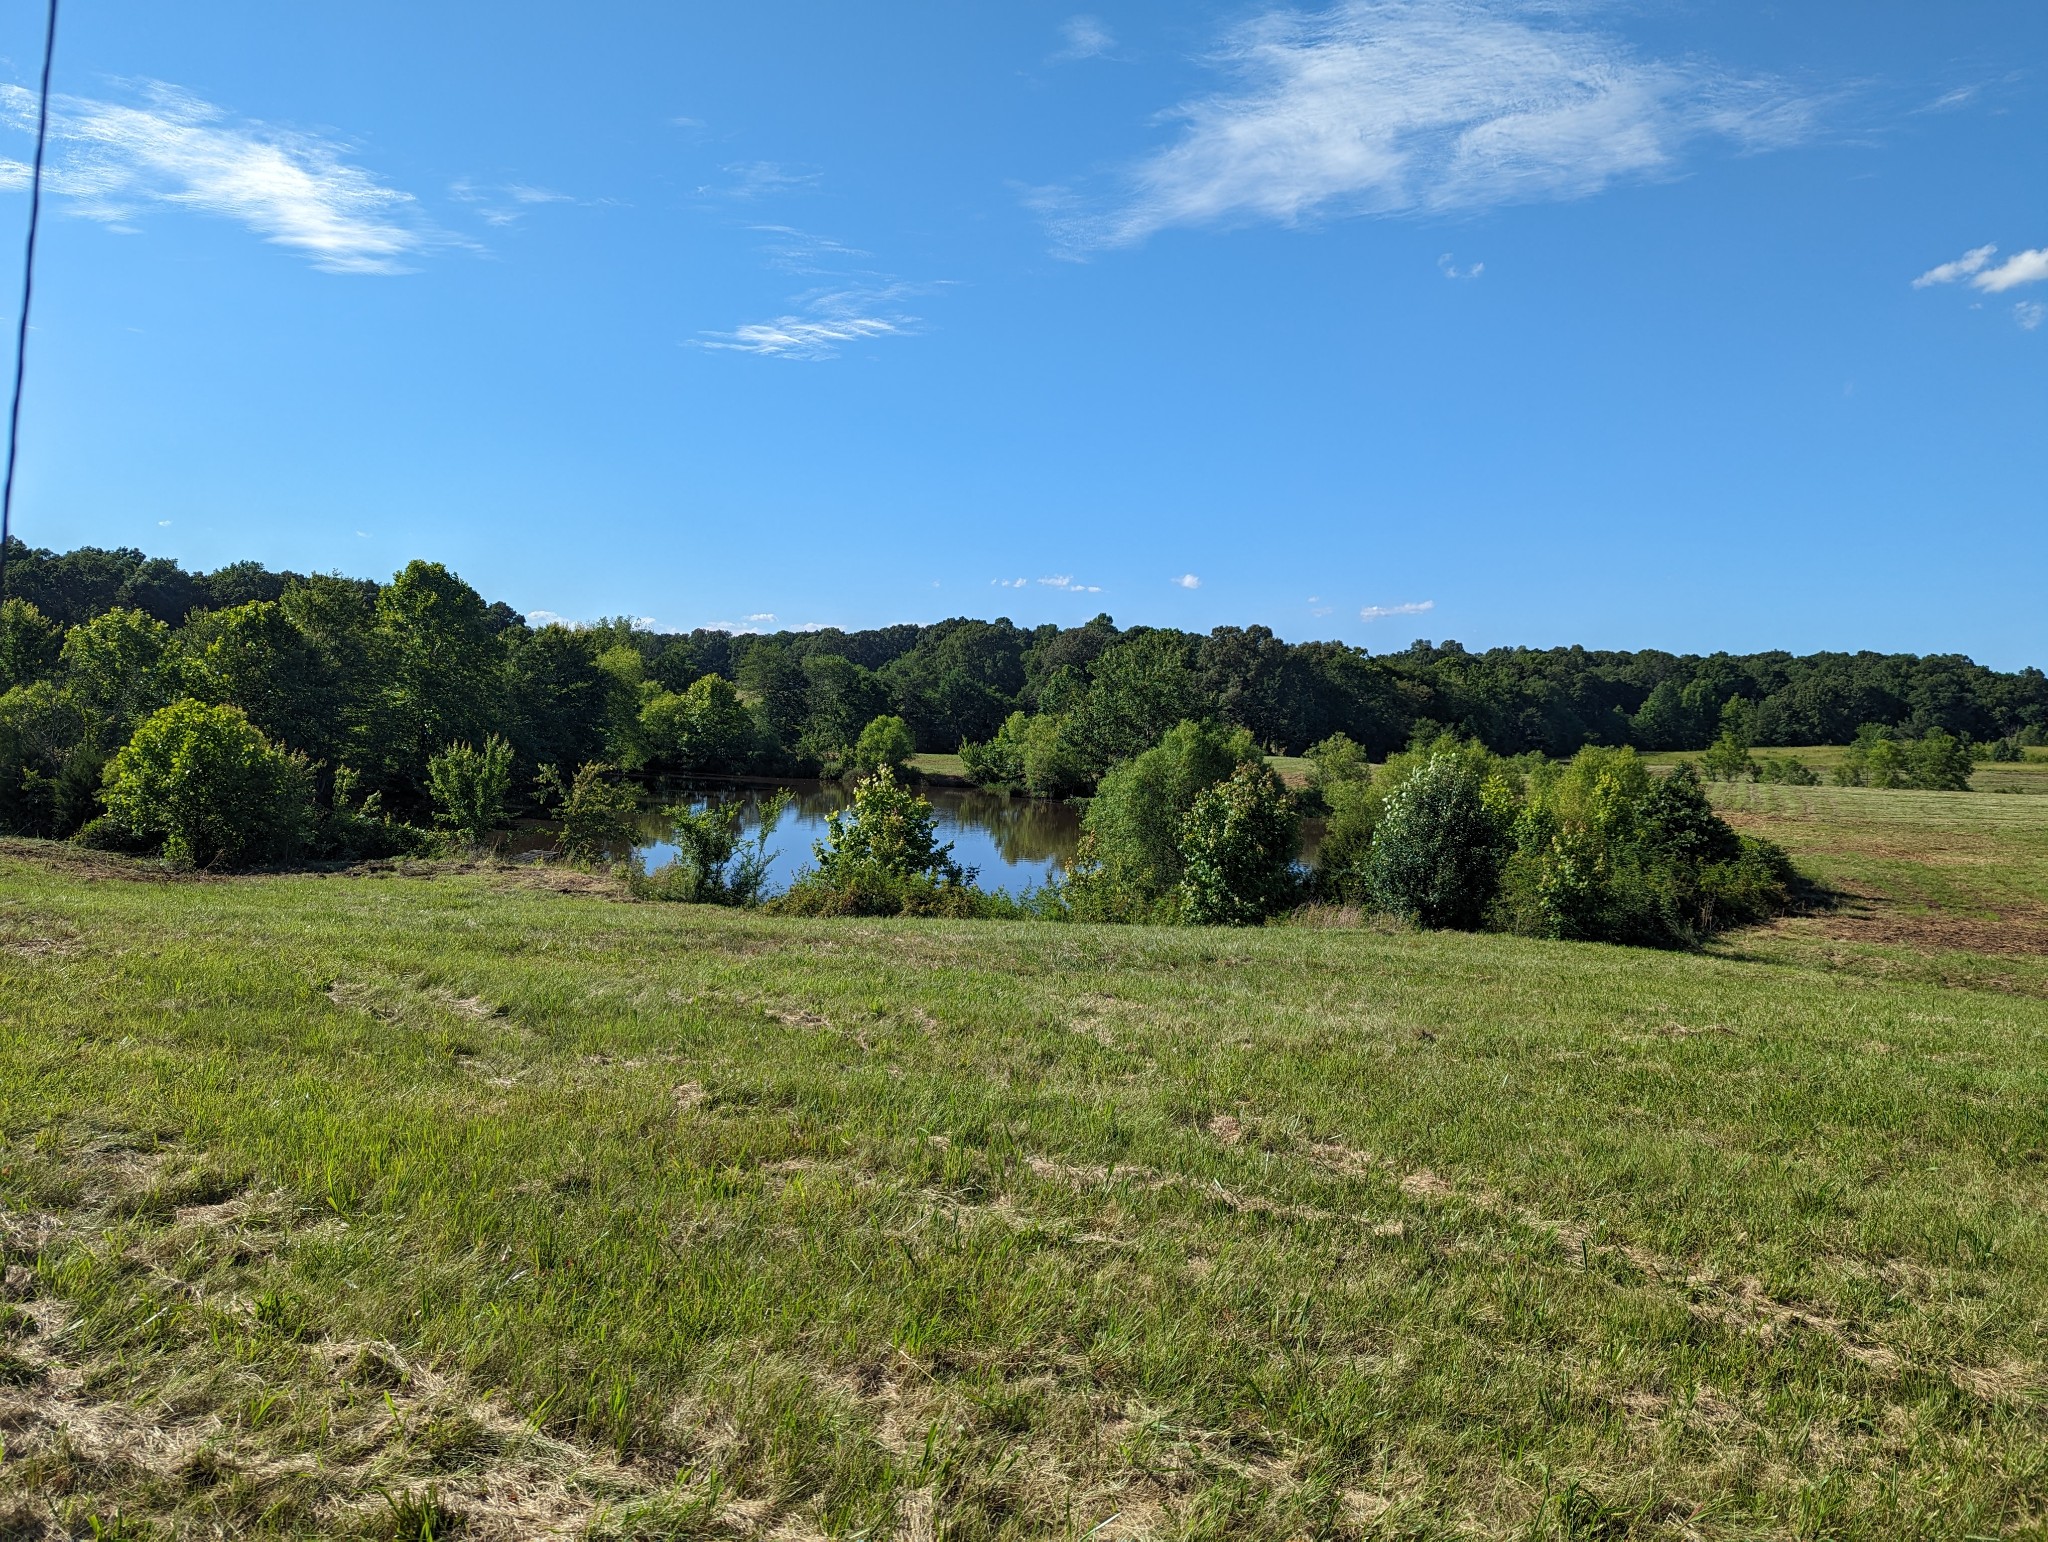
xmin=850 ymin=714 xmax=916 ymax=776
xmin=1835 ymin=725 xmax=1974 ymax=791
xmin=770 ymin=767 xmax=984 ymax=918
xmin=1700 ymin=732 xmax=1757 ymax=782
xmin=1757 ymin=755 xmax=1819 ymax=785
xmin=536 ymin=761 xmax=640 ymax=863
xmin=1364 ymin=745 xmax=1513 ymax=929
xmin=426 ymin=735 xmax=514 ymax=848
xmin=1493 ymin=756 xmax=1791 ymax=947
xmin=1178 ymin=761 xmax=1302 ymax=926
xmin=638 ymin=674 xmax=758 ymax=773
xmin=633 ymin=791 xmax=790 ymax=905
xmin=1064 ymin=720 xmax=1252 ymax=921
xmin=97 ymin=698 xmax=313 ymax=868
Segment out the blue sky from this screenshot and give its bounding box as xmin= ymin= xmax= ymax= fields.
xmin=0 ymin=2 xmax=2041 ymax=664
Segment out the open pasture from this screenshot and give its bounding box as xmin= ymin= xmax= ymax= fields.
xmin=2 ymin=792 xmax=2046 ymax=1539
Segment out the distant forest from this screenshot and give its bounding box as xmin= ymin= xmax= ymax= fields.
xmin=3 ymin=540 xmax=2044 ymax=832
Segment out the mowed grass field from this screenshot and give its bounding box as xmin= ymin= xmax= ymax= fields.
xmin=2 ymin=782 xmax=2047 ymax=1539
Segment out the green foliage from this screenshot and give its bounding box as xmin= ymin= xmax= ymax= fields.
xmin=1700 ymin=731 xmax=1757 ymax=782
xmin=426 ymin=735 xmax=514 ymax=848
xmin=61 ymin=607 xmax=186 ymax=755
xmin=640 ymin=674 xmax=758 ymax=772
xmin=1835 ymin=725 xmax=1975 ymax=791
xmin=962 ymin=710 xmax=1088 ymax=797
xmin=773 ymin=768 xmax=984 ymax=917
xmin=0 ymin=597 xmax=62 ymax=690
xmin=373 ymin=562 xmax=505 ymax=788
xmin=1065 ymin=720 xmax=1254 ymax=921
xmin=1985 ymin=736 xmax=2027 ymax=763
xmin=1757 ymin=754 xmax=1820 ymax=785
xmin=1363 ymin=744 xmax=1514 ymax=929
xmin=1177 ymin=761 xmax=1302 ymax=926
xmin=536 ymin=761 xmax=640 ymax=864
xmin=634 ymin=791 xmax=791 ymax=905
xmin=1493 ymin=753 xmax=1788 ymax=947
xmin=850 ymin=714 xmax=916 ymax=776
xmin=98 ymin=699 xmax=313 ymax=868
xmin=185 ymin=600 xmax=337 ymax=761
xmin=1304 ymin=732 xmax=1371 ymax=795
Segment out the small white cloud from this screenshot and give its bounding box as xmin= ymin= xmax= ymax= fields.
xmin=669 ymin=115 xmax=706 ymax=130
xmin=1037 ymin=574 xmax=1104 ymax=593
xmin=354 ymin=530 xmax=370 ymax=538
xmin=1053 ymin=15 xmax=1116 ymax=62
xmin=697 ymin=314 xmax=906 ymax=359
xmin=744 ymin=612 xmax=777 ymax=625
xmin=2018 ymin=301 xmax=2045 ymax=332
xmin=1438 ymin=252 xmax=1483 ymax=280
xmin=1976 ymin=247 xmax=2048 ymax=294
xmin=1360 ymin=599 xmax=1434 ymax=622
xmin=156 ymin=519 xmax=171 ymax=526
xmin=1913 ymin=244 xmax=1997 ymax=288
xmin=525 ymin=608 xmax=571 ymax=627
xmin=992 ymin=577 xmax=1029 ymax=588
xmin=1174 ymin=573 xmax=1201 ymax=589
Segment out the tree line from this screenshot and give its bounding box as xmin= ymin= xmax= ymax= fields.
xmin=3 ymin=540 xmax=2043 ymax=846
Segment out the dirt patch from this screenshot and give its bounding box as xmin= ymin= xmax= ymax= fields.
xmin=1767 ymin=887 xmax=2048 ymax=957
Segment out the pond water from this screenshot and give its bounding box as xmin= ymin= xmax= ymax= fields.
xmin=629 ymin=780 xmax=1084 ymax=898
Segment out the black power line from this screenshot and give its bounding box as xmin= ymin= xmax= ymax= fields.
xmin=0 ymin=0 xmax=59 ymax=600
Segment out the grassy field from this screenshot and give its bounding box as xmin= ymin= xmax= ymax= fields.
xmin=1638 ymin=745 xmax=2048 ymax=797
xmin=2 ymin=782 xmax=2047 ymax=1540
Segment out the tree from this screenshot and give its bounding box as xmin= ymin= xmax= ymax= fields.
xmin=0 ymin=599 xmax=62 ymax=691
xmin=60 ymin=607 xmax=185 ymax=755
xmin=1067 ymin=720 xmax=1252 ymax=918
xmin=98 ymin=699 xmax=313 ymax=867
xmin=640 ymin=791 xmax=792 ymax=905
xmin=811 ymin=766 xmax=963 ymax=887
xmin=187 ymin=600 xmax=337 ymax=761
xmin=1700 ymin=732 xmax=1757 ymax=782
xmin=372 ymin=562 xmax=504 ymax=792
xmin=1904 ymin=728 xmax=1973 ymax=792
xmin=536 ymin=761 xmax=640 ymax=863
xmin=851 ymin=714 xmax=916 ymax=775
xmin=640 ymin=673 xmax=758 ymax=772
xmin=427 ymin=735 xmax=515 ymax=848
xmin=1364 ymin=747 xmax=1510 ymax=929
xmin=1179 ymin=761 xmax=1301 ymax=925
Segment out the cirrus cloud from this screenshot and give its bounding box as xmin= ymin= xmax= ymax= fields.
xmin=1052 ymin=0 xmax=1816 ymax=251
xmin=1360 ymin=599 xmax=1434 ymax=621
xmin=0 ymin=79 xmax=441 ymax=273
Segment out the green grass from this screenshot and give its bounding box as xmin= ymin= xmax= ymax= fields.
xmin=2 ymin=802 xmax=2047 ymax=1539
xmin=909 ymin=752 xmax=971 ymax=783
xmin=1638 ymin=744 xmax=2048 ymax=796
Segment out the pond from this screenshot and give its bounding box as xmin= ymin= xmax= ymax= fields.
xmin=628 ymin=780 xmax=1085 ymax=898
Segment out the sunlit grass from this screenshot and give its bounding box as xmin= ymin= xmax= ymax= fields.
xmin=2 ymin=833 xmax=2046 ymax=1538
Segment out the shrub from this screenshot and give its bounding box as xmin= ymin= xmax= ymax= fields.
xmin=1835 ymin=725 xmax=1974 ymax=791
xmin=426 ymin=735 xmax=513 ymax=848
xmin=1492 ymin=756 xmax=1792 ymax=947
xmin=313 ymin=765 xmax=429 ymax=860
xmin=639 ymin=674 xmax=757 ymax=773
xmin=1363 ymin=746 xmax=1513 ymax=929
xmin=1064 ymin=720 xmax=1252 ymax=921
xmin=1178 ymin=761 xmax=1302 ymax=926
xmin=1757 ymin=755 xmax=1819 ymax=786
xmin=850 ymin=714 xmax=916 ymax=776
xmin=770 ymin=767 xmax=984 ymax=918
xmin=98 ymin=699 xmax=313 ymax=867
xmin=634 ymin=791 xmax=791 ymax=905
xmin=1985 ymin=736 xmax=2026 ymax=763
xmin=1305 ymin=732 xmax=1371 ymax=797
xmin=962 ymin=711 xmax=1089 ymax=797
xmin=1904 ymin=728 xmax=1973 ymax=791
xmin=536 ymin=762 xmax=640 ymax=863
xmin=1700 ymin=732 xmax=1757 ymax=782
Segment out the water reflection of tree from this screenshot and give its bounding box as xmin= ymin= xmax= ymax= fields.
xmin=653 ymin=779 xmax=1082 ymax=868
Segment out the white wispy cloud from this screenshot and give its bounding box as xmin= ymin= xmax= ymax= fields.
xmin=992 ymin=577 xmax=1029 ymax=588
xmin=1913 ymin=244 xmax=1997 ymax=288
xmin=1976 ymin=248 xmax=2048 ymax=294
xmin=704 ymin=160 xmax=822 ymax=200
xmin=1174 ymin=573 xmax=1201 ymax=589
xmin=1360 ymin=599 xmax=1434 ymax=621
xmin=1053 ymin=16 xmax=1117 ymax=62
xmin=0 ymin=80 xmax=435 ymax=273
xmin=1039 ymin=574 xmax=1104 ymax=593
xmin=1059 ymin=0 xmax=1814 ymax=249
xmin=697 ymin=313 xmax=906 ymax=359
xmin=2017 ymin=301 xmax=2045 ymax=332
xmin=1438 ymin=252 xmax=1483 ymax=279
